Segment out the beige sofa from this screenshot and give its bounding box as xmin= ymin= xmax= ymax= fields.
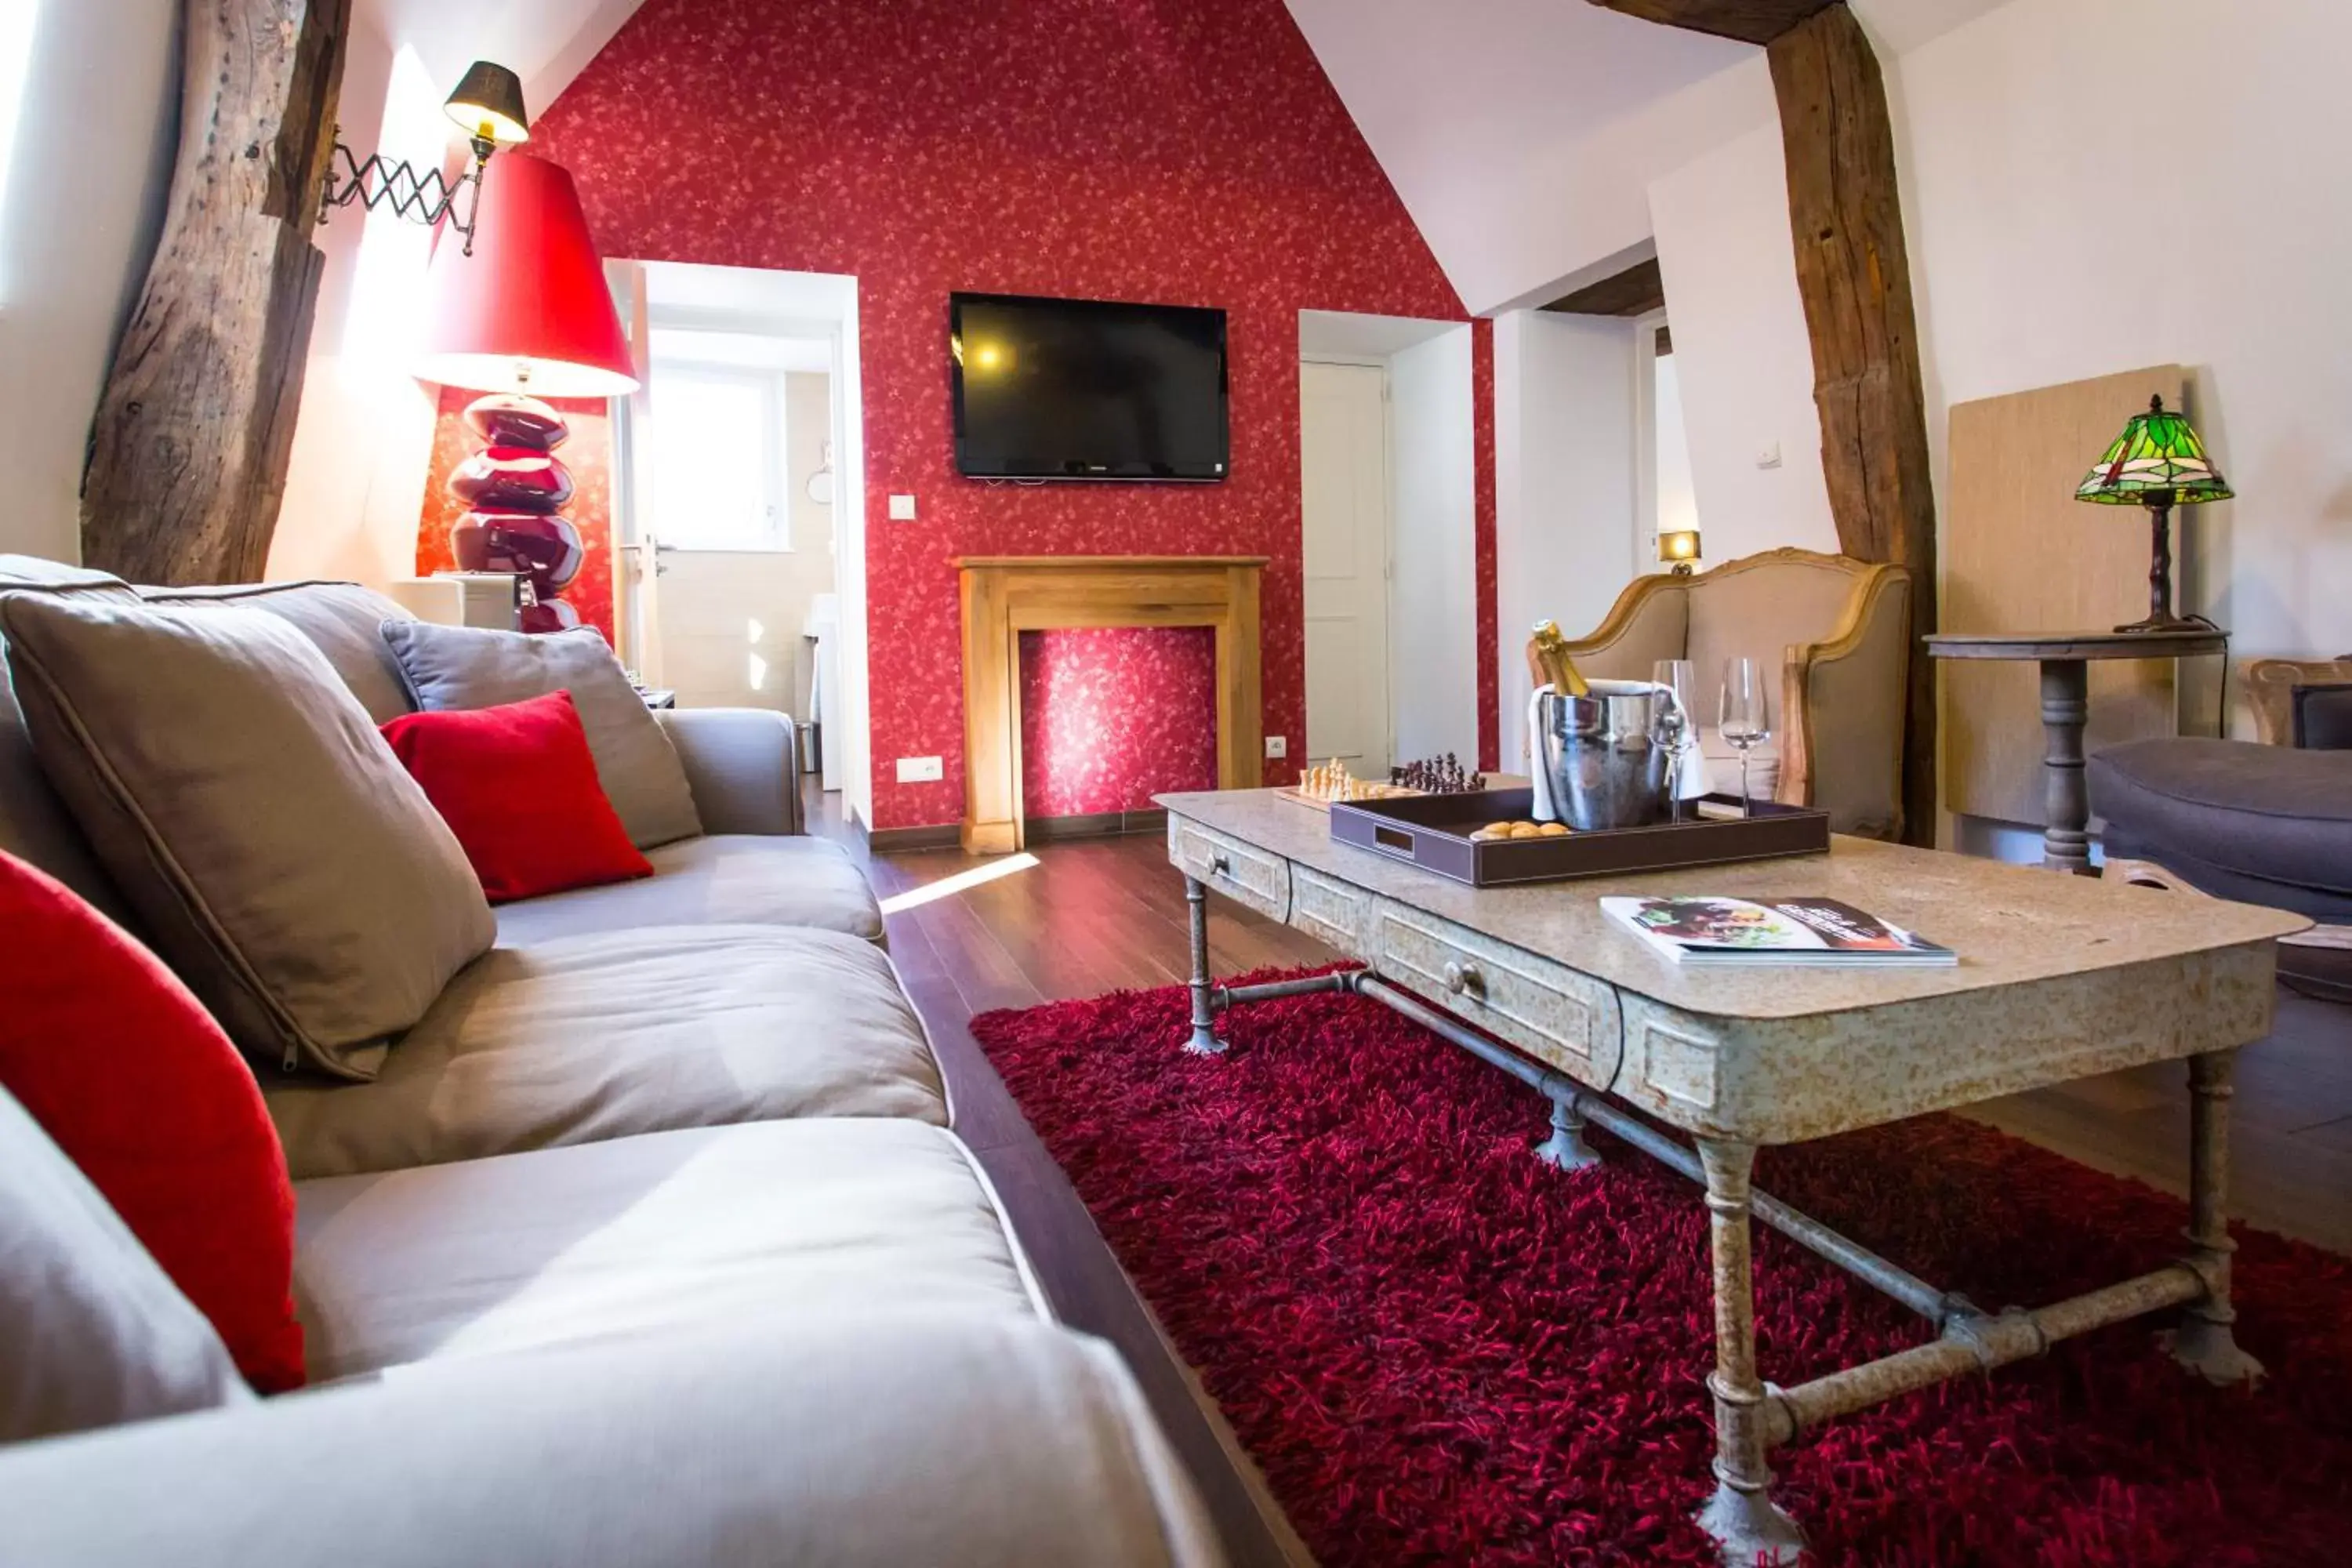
xmin=1558 ymin=547 xmax=1913 ymax=840
xmin=0 ymin=557 xmax=1218 ymax=1567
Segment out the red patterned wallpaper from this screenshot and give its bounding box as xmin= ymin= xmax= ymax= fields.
xmin=528 ymin=0 xmax=1488 ymax=827
xmin=1019 ymin=627 xmax=1217 ymax=816
xmin=416 ymin=386 xmax=619 ymax=648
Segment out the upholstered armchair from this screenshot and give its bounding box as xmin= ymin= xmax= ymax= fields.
xmin=1556 ymin=547 xmax=1913 ymax=839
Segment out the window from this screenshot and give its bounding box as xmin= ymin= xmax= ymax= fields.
xmin=0 ymin=0 xmax=45 ymax=296
xmin=646 ymin=362 xmax=790 ymax=550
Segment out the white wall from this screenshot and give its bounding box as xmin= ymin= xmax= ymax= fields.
xmin=1386 ymin=325 xmax=1479 ymax=764
xmin=270 ymin=0 xmax=652 ymax=587
xmin=0 ymin=0 xmax=180 ymax=562
xmin=1894 ymin=0 xmax=2352 ymax=713
xmin=1647 ymin=123 xmax=1837 ymax=563
xmin=1493 ymin=310 xmax=1637 ymax=769
xmin=267 ymin=19 xmax=444 ymax=586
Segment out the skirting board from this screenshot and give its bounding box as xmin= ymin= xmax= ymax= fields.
xmin=865 ymin=822 xmax=964 ymax=854
xmin=869 ymin=810 xmax=1170 ymax=855
xmin=1024 ymin=808 xmax=1169 ymax=844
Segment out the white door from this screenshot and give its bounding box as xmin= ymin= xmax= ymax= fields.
xmin=1300 ymin=360 xmax=1392 ymax=775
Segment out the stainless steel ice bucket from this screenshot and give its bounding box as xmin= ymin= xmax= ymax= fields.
xmin=1537 ymin=681 xmax=1675 ymax=830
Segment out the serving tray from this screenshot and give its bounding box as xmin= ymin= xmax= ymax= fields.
xmin=1327 ymin=788 xmax=1831 ymax=887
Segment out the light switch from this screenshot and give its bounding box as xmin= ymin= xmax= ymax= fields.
xmin=887 ymin=493 xmax=917 ymax=521
xmin=1265 ymin=735 xmax=1287 ymax=760
xmin=1755 ymin=443 xmax=1783 ymax=470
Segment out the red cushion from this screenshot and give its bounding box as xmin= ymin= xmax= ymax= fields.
xmin=0 ymin=850 xmax=305 ymax=1392
xmin=381 ymin=690 xmax=654 ymax=904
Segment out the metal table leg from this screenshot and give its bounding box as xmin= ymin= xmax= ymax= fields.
xmin=1183 ymin=877 xmax=1226 ymax=1056
xmin=1194 ymin=950 xmax=2269 ymax=1559
xmin=2166 ymin=1048 xmax=2265 ymax=1384
xmin=1693 ymin=1139 xmax=1807 ymax=1567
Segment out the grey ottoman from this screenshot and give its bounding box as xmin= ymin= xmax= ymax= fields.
xmin=2091 ymin=737 xmax=2352 ymax=1000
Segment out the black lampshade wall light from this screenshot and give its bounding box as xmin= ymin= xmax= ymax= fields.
xmin=318 ymin=60 xmax=530 ymax=256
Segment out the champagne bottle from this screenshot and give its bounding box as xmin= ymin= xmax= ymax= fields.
xmin=1527 ymin=621 xmax=1591 ymax=699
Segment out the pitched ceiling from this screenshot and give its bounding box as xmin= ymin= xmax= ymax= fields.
xmin=355 ymin=0 xmax=649 ymax=116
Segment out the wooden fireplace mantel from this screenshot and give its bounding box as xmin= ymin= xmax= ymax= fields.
xmin=956 ymin=555 xmax=1267 ymax=855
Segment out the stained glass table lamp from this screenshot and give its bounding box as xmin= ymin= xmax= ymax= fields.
xmin=2074 ymin=394 xmax=2232 ymax=633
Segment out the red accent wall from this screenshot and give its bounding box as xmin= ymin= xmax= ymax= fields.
xmin=417 ymin=387 xmax=619 ymax=648
xmin=528 ymin=0 xmax=1491 ymax=828
xmin=1019 ymin=627 xmax=1218 ymax=817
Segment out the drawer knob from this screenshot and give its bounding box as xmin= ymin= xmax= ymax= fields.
xmin=1210 ymin=853 xmax=1232 ymax=877
xmin=1443 ymin=960 xmax=1483 ymax=996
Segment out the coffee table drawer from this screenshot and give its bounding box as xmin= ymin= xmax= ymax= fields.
xmin=1169 ymin=816 xmax=1290 ymax=923
xmin=1370 ymin=900 xmax=1621 ymax=1086
xmin=1290 ymin=866 xmax=1375 ymax=954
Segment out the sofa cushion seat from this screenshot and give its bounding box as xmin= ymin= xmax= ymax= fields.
xmin=292 ymin=1120 xmax=1038 ymax=1382
xmin=494 ymin=832 xmax=885 ymax=946
xmin=2089 ymin=737 xmax=2352 ymax=920
xmin=265 ymin=926 xmax=946 ymax=1181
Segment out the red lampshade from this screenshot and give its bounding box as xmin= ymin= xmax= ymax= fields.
xmin=414 ymin=153 xmax=639 ymax=397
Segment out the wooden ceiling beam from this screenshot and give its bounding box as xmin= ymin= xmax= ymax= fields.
xmin=1768 ymin=4 xmax=1939 ymax=844
xmin=1541 ymin=256 xmax=1665 ymax=318
xmin=1584 ymin=0 xmax=1837 ymax=47
xmin=82 ymin=0 xmax=350 ymax=585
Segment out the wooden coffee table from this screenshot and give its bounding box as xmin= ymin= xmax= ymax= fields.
xmin=1156 ymin=788 xmax=2306 ymax=1566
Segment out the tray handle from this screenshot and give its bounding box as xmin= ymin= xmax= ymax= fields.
xmin=1367 ymin=822 xmax=1419 ymax=862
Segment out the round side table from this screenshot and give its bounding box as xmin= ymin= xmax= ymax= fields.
xmin=1926 ymin=630 xmax=2228 ymax=873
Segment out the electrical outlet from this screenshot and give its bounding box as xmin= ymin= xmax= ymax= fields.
xmin=895 ymin=755 xmax=943 ymax=782
xmin=887 ymin=493 xmax=917 ymax=521
xmin=1265 ymin=735 xmax=1287 ymax=760
xmin=1755 ymin=442 xmax=1783 ymax=470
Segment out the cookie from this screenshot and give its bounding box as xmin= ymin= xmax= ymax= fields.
xmin=1508 ymin=823 xmax=1542 ymax=839
xmin=1537 ymin=822 xmax=1571 ymax=837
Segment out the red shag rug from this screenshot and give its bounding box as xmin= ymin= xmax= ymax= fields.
xmin=971 ymin=968 xmax=2352 ymax=1567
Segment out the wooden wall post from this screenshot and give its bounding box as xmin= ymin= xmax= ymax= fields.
xmin=81 ymin=0 xmax=350 ymax=585
xmin=1766 ymin=5 xmax=1939 ymax=844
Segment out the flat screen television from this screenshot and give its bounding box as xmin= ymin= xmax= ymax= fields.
xmin=950 ymin=292 xmax=1229 ymax=481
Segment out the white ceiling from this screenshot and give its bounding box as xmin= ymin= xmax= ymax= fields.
xmin=354 ymin=0 xmax=648 ymax=121
xmin=1286 ymin=2 xmax=1753 ymax=216
xmin=1283 ymin=0 xmax=2020 ymax=314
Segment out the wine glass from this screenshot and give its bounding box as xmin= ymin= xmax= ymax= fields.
xmin=1651 ymin=659 xmax=1697 ymax=820
xmin=1719 ymin=658 xmax=1772 ymax=816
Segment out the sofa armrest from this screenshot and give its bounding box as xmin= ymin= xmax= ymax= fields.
xmin=655 ymin=707 xmax=803 ymax=836
xmin=1781 ymin=564 xmax=1911 ymax=839
xmin=0 ymin=1316 xmax=1222 ymax=1568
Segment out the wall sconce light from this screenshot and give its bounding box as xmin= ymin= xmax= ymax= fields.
xmin=318 ymin=60 xmax=530 ymax=256
xmin=1658 ymin=528 xmax=1702 ymax=575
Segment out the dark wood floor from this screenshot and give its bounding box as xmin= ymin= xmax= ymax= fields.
xmin=811 ymin=790 xmax=2352 ymax=1566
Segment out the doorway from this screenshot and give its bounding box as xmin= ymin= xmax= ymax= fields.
xmin=1299 ymin=359 xmax=1392 ymax=775
xmin=1297 ymin=310 xmax=1478 ymax=775
xmin=607 ymin=262 xmax=869 ymax=822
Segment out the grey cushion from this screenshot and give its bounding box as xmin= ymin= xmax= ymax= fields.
xmin=0 ymin=597 xmax=495 ymax=1080
xmin=0 ymin=559 xmax=142 ymax=922
xmin=2091 ymin=737 xmax=2352 ymax=921
xmin=0 ymin=1316 xmax=1221 ymax=1568
xmin=0 ymin=1087 xmax=249 ymax=1441
xmin=495 ymin=833 xmax=884 ymax=947
xmin=381 ymin=622 xmax=702 ymax=849
xmin=265 ymin=925 xmax=948 ymax=1180
xmin=293 ymin=1120 xmax=1040 ymax=1381
xmin=139 ymin=582 xmax=419 ymax=725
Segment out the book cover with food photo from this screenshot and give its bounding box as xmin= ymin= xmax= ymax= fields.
xmin=1602 ymin=896 xmax=1957 ymax=967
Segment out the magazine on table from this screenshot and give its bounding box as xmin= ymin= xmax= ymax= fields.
xmin=1602 ymin=895 xmax=1957 ymax=967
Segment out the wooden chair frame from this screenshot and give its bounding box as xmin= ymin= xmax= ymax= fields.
xmin=1548 ymin=547 xmax=1912 ymax=837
